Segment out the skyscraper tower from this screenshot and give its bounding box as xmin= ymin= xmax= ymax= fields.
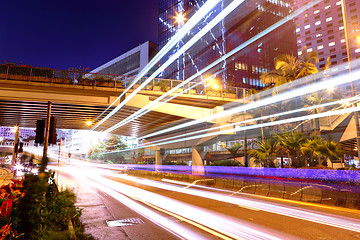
xmin=294 ymin=0 xmax=360 ymax=69
xmin=158 ymin=0 xmax=297 ymax=89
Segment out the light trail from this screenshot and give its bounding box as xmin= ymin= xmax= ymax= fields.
xmin=104 ymin=81 xmax=202 ymax=133
xmin=65 ymin=169 xmax=205 ymax=240
xmin=91 ymin=0 xmax=222 ymax=130
xmin=105 ymin=68 xmax=227 ymax=133
xmin=129 ymin=95 xmax=360 ymax=148
xmin=139 ymin=64 xmax=360 ymax=140
xmin=104 ymin=0 xmax=246 ymax=133
xmin=103 ymin=0 xmax=322 ymax=134
xmin=105 ymin=174 xmax=360 ymax=233
xmin=105 ymin=103 xmax=360 ymax=154
xmin=66 ymin=168 xmax=290 ymax=240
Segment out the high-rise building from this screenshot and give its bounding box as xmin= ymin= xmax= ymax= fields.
xmin=294 ymin=0 xmax=360 ymax=69
xmin=158 ymin=0 xmax=297 ymax=89
xmin=158 ymin=0 xmax=227 ymax=82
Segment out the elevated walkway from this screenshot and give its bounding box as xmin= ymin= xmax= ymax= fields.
xmin=0 ymin=65 xmax=243 ymax=138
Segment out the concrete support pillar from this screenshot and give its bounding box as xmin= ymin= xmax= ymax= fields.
xmin=192 ymin=146 xmax=205 ymax=175
xmin=155 ymin=150 xmax=162 ymax=165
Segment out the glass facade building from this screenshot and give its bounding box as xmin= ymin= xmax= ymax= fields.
xmin=158 ymin=0 xmax=297 ymax=89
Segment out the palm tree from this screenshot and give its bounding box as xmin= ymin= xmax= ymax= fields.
xmin=260 ymin=47 xmax=320 ymax=133
xmin=249 ymin=137 xmax=279 ymax=167
xmin=323 ymin=140 xmax=344 ymax=167
xmin=277 ymin=132 xmax=306 ymax=167
xmin=260 ymin=47 xmax=319 ymax=88
xmin=300 ymin=136 xmax=329 ymax=167
xmin=225 ymin=142 xmax=243 ymax=165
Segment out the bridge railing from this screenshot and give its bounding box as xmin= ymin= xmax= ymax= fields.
xmin=0 ymin=64 xmax=249 ymax=99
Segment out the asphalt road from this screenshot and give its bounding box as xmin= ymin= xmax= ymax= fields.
xmin=57 ymin=165 xmax=360 ymax=240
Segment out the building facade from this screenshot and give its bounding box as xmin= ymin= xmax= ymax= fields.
xmin=294 ymin=0 xmax=360 ymax=69
xmin=0 ymin=126 xmax=35 ymax=141
xmin=91 ymin=41 xmax=157 ymax=77
xmin=158 ymin=0 xmax=297 ymax=89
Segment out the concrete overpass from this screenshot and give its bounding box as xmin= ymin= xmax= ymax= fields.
xmin=0 ymin=65 xmax=246 ymax=139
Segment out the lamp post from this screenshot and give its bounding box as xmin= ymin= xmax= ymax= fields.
xmin=341 ymin=0 xmax=360 ymax=160
xmin=11 ymin=126 xmax=19 ymax=167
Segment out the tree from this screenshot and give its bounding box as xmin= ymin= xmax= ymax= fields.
xmin=260 ymin=47 xmax=319 ymax=89
xmin=277 ymin=132 xmax=306 ymax=167
xmin=260 ymin=47 xmax=320 ymax=132
xmin=323 ymin=140 xmax=344 ymax=167
xmin=88 ymin=135 xmax=128 ymax=163
xmin=300 ymin=136 xmax=329 ymax=167
xmin=225 ymin=142 xmax=243 ymax=165
xmin=249 ymin=137 xmax=279 ymax=167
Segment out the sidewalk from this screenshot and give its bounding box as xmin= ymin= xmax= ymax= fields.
xmin=58 ymin=173 xmax=130 ymax=240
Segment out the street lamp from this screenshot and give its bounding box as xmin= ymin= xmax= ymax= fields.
xmin=86 ymin=120 xmax=92 ymax=126
xmin=175 ymin=12 xmax=186 ymax=24
xmin=355 ymin=35 xmax=360 ymax=45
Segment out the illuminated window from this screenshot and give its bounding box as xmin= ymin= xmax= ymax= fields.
xmin=296 ymin=28 xmax=300 ymax=32
xmin=314 ymin=10 xmax=320 ymax=14
xmin=329 ymin=42 xmax=335 ymax=46
xmin=336 ymin=1 xmax=341 ymax=5
xmin=341 ymin=39 xmax=345 ymax=43
xmin=316 ymin=33 xmax=323 ymax=37
xmin=339 ymin=26 xmax=344 ymax=30
xmin=325 ymin=5 xmax=331 ymax=10
xmin=315 ymin=21 xmax=321 ymax=25
xmin=355 ymin=48 xmax=360 ymax=53
xmin=318 ymin=45 xmax=324 ymax=50
xmin=326 ymin=17 xmax=333 ymax=22
xmin=305 ymin=24 xmax=310 ymax=29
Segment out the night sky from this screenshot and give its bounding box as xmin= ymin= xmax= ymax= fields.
xmin=0 ymin=0 xmax=158 ymax=71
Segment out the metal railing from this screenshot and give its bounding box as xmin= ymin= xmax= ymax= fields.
xmin=0 ymin=64 xmax=250 ymax=99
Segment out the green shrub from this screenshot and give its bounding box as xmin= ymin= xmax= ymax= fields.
xmin=209 ymin=159 xmax=241 ymax=166
xmin=9 ymin=172 xmax=94 ymax=239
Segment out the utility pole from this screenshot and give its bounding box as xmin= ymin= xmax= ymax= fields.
xmin=11 ymin=126 xmax=19 ymax=166
xmin=341 ymin=0 xmax=360 ymax=159
xmin=43 ymin=101 xmax=52 ymax=159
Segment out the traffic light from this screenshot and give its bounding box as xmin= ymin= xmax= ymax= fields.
xmin=49 ymin=117 xmax=57 ymax=144
xmin=14 ymin=142 xmax=19 ymax=154
xmin=18 ymin=142 xmax=23 ymax=153
xmin=35 ymin=120 xmax=45 ymax=144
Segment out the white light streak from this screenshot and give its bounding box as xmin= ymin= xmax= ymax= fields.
xmin=108 ymin=103 xmax=360 ymax=154
xmin=141 ymin=66 xmax=359 ymax=140
xmin=104 ymin=0 xmax=246 ymax=133
xmin=136 ymin=95 xmax=360 ymax=148
xmin=104 ymin=0 xmax=323 ymax=136
xmin=69 ymin=170 xmax=289 ymax=240
xmin=109 ymin=174 xmax=360 ymax=233
xmin=92 ymin=0 xmax=222 ymax=130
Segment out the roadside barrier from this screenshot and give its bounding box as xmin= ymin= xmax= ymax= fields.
xmin=126 ymin=169 xmax=360 ymax=209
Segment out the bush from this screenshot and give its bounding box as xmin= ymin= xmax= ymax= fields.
xmin=4 ymin=172 xmax=95 ymax=239
xmin=163 ymin=161 xmax=188 ymax=165
xmin=209 ymin=159 xmax=242 ymax=166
